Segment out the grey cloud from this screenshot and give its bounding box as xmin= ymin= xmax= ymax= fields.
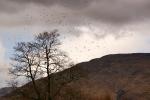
xmin=1 ymin=0 xmax=150 ymax=25
xmin=85 ymin=0 xmax=150 ymax=24
xmin=12 ymin=0 xmax=91 ymax=9
xmin=0 ymin=0 xmax=26 ymax=13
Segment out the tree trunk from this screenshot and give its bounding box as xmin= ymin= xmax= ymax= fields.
xmin=32 ymin=79 xmax=41 ymax=100
xmin=46 ymin=46 xmax=52 ymax=100
xmin=29 ymin=63 xmax=41 ymax=100
xmin=47 ymin=73 xmax=52 ymax=100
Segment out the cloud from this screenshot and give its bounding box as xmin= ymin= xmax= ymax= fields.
xmin=12 ymin=0 xmax=91 ymax=9
xmin=0 ymin=41 xmax=10 ymax=88
xmin=84 ymin=0 xmax=150 ymax=24
xmin=0 ymin=0 xmax=26 ymax=13
xmin=0 ymin=0 xmax=149 ymax=24
xmin=61 ymin=32 xmax=150 ymax=63
xmin=1 ymin=0 xmax=150 ymax=38
xmin=0 ymin=41 xmax=5 ymax=60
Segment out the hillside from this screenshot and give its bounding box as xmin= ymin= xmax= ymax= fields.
xmin=1 ymin=53 xmax=150 ymax=100
xmin=0 ymin=87 xmax=13 ymax=97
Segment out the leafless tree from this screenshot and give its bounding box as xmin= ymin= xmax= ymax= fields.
xmin=9 ymin=42 xmax=43 ymax=100
xmin=35 ymin=31 xmax=72 ymax=100
xmin=10 ymin=30 xmax=74 ymax=100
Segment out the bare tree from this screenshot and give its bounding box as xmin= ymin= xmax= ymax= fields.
xmin=9 ymin=31 xmax=74 ymax=100
xmin=9 ymin=42 xmax=43 ymax=100
xmin=35 ymin=31 xmax=71 ymax=100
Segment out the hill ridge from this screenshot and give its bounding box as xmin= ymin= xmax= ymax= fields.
xmin=1 ymin=53 xmax=150 ymax=100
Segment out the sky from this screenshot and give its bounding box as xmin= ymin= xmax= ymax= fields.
xmin=0 ymin=0 xmax=150 ymax=88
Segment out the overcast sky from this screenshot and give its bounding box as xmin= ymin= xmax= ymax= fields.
xmin=0 ymin=0 xmax=150 ymax=88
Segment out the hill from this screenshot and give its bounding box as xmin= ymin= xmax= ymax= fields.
xmin=0 ymin=87 xmax=13 ymax=97
xmin=1 ymin=53 xmax=150 ymax=100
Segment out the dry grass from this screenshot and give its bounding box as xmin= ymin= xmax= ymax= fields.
xmin=2 ymin=53 xmax=150 ymax=100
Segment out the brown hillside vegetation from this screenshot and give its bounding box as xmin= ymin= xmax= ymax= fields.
xmin=1 ymin=53 xmax=150 ymax=100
